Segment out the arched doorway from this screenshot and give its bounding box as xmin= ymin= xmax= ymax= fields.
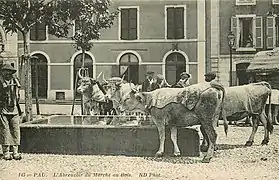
xmin=165 ymin=52 xmax=186 ymax=85
xmin=73 ymin=53 xmax=93 ymax=98
xmin=119 ymin=53 xmax=139 ymax=84
xmin=31 ymin=53 xmax=48 ymax=99
xmin=236 ymin=63 xmax=250 ymax=85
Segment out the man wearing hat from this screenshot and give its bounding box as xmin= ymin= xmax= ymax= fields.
xmin=141 ymin=71 xmax=156 ymax=92
xmin=153 ymin=74 xmax=170 ymax=90
xmin=0 ymin=63 xmax=22 ymax=160
xmin=174 ymin=72 xmax=191 ymax=88
xmin=204 ymin=72 xmax=217 ymax=82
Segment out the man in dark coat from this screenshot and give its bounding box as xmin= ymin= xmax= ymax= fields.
xmin=0 ymin=63 xmax=22 ymax=160
xmin=141 ymin=71 xmax=156 ymax=92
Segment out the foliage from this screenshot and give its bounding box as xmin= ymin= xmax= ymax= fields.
xmin=0 ymin=0 xmax=74 ymax=38
xmin=70 ymin=0 xmax=119 ymax=51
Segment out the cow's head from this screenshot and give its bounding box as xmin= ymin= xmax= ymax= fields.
xmin=77 ymin=75 xmax=106 ymax=103
xmin=77 ymin=77 xmax=96 ymax=94
xmin=120 ymin=88 xmax=147 ymax=113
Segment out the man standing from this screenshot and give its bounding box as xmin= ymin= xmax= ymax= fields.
xmin=141 ymin=71 xmax=156 ymax=92
xmin=0 ymin=63 xmax=22 ymax=160
xmin=153 ymin=74 xmax=170 ymax=90
xmin=174 ymin=72 xmax=191 ymax=88
xmin=204 ymin=72 xmax=217 ymax=82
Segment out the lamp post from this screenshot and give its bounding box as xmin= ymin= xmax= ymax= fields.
xmin=227 ymin=31 xmax=235 ymax=87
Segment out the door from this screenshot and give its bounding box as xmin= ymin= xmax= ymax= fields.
xmin=119 ymin=53 xmax=139 ymax=84
xmin=165 ymin=52 xmax=186 ymax=85
xmin=236 ymin=63 xmax=250 ymax=85
xmin=31 ymin=54 xmax=48 ymax=99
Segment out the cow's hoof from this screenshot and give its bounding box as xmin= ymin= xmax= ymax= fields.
xmin=173 ymin=152 xmax=181 ymax=157
xmin=155 ymin=152 xmax=163 ymax=157
xmin=201 ymin=157 xmax=211 ymax=163
xmin=261 ymin=139 xmax=269 ymax=145
xmin=200 ymin=145 xmax=208 ymax=152
xmin=245 ymin=141 xmax=254 ymax=146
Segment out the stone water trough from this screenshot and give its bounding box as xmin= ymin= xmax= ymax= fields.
xmin=20 ymin=115 xmax=200 ymax=157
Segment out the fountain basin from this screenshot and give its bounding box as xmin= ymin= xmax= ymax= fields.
xmin=20 ymin=115 xmax=200 ymax=157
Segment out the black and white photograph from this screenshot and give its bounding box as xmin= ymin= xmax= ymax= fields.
xmin=0 ymin=0 xmax=279 ymax=179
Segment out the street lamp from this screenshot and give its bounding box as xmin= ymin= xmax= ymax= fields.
xmin=227 ymin=31 xmax=235 ymax=87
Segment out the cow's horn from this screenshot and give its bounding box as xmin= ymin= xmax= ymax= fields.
xmin=130 ymin=83 xmax=137 ymax=93
xmin=102 ymin=73 xmax=108 ymax=84
xmin=121 ymin=74 xmax=125 ymax=82
xmin=78 ymin=68 xmax=85 ymax=79
xmin=96 ymin=72 xmax=102 ymax=79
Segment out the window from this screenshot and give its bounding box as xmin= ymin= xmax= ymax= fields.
xmin=273 ymin=0 xmax=279 ymax=5
xmin=74 ymin=20 xmax=82 ymax=34
xmin=120 ymin=7 xmax=138 ymax=40
xmin=166 ymin=6 xmax=185 ymax=39
xmin=30 ymin=22 xmax=47 ymax=41
xmin=236 ymin=0 xmax=256 ymax=5
xmin=119 ymin=53 xmax=139 ymax=84
xmin=266 ymin=16 xmax=279 ymax=48
xmin=231 ymin=15 xmax=262 ymax=51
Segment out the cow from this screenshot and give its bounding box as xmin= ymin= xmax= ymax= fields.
xmin=106 ymin=80 xmax=226 ymax=163
xmin=76 ymin=72 xmax=116 ymax=121
xmin=221 ymin=82 xmax=273 ymax=146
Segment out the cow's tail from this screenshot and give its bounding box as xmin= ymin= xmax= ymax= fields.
xmin=210 ymin=81 xmax=228 ymax=136
xmin=266 ymin=82 xmax=273 ymax=134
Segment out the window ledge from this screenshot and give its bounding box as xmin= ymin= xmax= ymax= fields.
xmin=235 ymin=47 xmax=256 ymax=52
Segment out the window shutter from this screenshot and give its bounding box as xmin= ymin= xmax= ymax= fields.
xmin=266 ymin=16 xmax=275 ymax=49
xmin=37 ymin=22 xmax=46 ymax=41
xmin=175 ymin=7 xmax=184 ymax=39
xmin=30 ymin=24 xmax=37 ymax=41
xmin=254 ymin=16 xmax=263 ymax=48
xmin=121 ymin=9 xmax=129 ymax=40
xmin=129 ymin=8 xmax=137 ymax=40
xmin=167 ymin=7 xmax=175 ymax=39
xmin=231 ymin=16 xmax=237 ymax=48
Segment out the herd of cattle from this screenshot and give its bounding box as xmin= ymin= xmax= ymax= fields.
xmin=76 ymin=71 xmax=276 ymax=163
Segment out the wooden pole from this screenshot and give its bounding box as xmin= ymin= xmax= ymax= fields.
xmin=71 ymin=72 xmax=79 ymax=115
xmin=34 ymin=58 xmax=40 ymax=115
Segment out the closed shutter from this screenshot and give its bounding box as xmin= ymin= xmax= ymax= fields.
xmin=254 ymin=16 xmax=263 ymax=48
xmin=266 ymin=16 xmax=275 ymax=49
xmin=37 ymin=22 xmax=46 ymax=41
xmin=175 ymin=7 xmax=184 ymax=39
xmin=30 ymin=25 xmax=36 ymax=40
xmin=129 ymin=8 xmax=137 ymax=40
xmin=231 ymin=16 xmax=237 ymax=48
xmin=75 ymin=20 xmax=82 ymax=32
xmin=30 ymin=22 xmax=46 ymax=41
xmin=167 ymin=7 xmax=175 ymax=39
xmin=121 ymin=9 xmax=129 ymax=40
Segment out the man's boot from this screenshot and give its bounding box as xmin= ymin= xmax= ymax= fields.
xmin=11 ymin=145 xmax=22 ymax=160
xmin=2 ymin=145 xmax=12 ymax=160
